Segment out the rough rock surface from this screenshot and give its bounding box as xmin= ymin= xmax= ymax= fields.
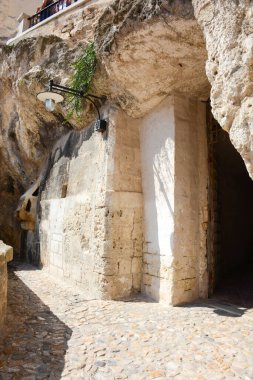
xmin=0 ymin=37 xmax=76 ymax=251
xmin=193 ymin=0 xmax=253 ymax=178
xmin=0 ymin=0 xmax=209 ymax=252
xmin=96 ymin=0 xmax=209 ymax=116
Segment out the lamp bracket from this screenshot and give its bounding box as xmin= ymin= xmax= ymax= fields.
xmin=48 ymin=80 xmax=105 ymax=120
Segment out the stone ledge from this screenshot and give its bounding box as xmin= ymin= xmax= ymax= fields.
xmin=0 ymin=241 xmax=13 ymax=265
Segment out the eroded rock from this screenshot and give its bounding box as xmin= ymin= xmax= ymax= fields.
xmin=96 ymin=0 xmax=209 ymax=116
xmin=193 ymin=0 xmax=253 ymax=177
xmin=0 ymin=37 xmax=76 ymax=251
xmin=0 ymin=0 xmax=209 ymax=252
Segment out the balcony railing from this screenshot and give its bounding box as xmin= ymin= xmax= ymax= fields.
xmin=28 ymin=0 xmax=79 ymax=28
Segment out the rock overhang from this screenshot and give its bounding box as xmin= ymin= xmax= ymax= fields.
xmin=0 ymin=0 xmax=211 ymax=251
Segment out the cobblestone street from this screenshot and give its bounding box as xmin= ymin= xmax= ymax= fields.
xmin=0 ymin=264 xmax=253 ymax=380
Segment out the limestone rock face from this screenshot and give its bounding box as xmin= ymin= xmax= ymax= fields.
xmin=96 ymin=0 xmax=209 ymax=117
xmin=0 ymin=37 xmax=76 ymax=251
xmin=0 ymin=0 xmax=208 ymax=252
xmin=192 ymin=0 xmax=253 ymax=177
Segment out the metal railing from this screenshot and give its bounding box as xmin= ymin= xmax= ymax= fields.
xmin=28 ymin=0 xmax=79 ymax=28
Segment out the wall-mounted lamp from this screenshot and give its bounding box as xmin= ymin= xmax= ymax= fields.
xmin=37 ymin=80 xmax=107 ymax=132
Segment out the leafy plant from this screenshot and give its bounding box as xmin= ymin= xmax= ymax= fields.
xmin=67 ymin=42 xmax=96 ymax=119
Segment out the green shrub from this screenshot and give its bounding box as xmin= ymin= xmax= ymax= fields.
xmin=67 ymin=42 xmax=96 ymax=118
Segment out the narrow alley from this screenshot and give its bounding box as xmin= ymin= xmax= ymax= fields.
xmin=0 ymin=264 xmax=253 ymax=380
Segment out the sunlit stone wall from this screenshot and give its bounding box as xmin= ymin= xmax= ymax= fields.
xmin=139 ymin=95 xmax=208 ymax=304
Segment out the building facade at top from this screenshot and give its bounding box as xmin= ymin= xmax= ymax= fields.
xmin=0 ymin=0 xmax=253 ymax=305
xmin=0 ymin=0 xmax=41 ymax=43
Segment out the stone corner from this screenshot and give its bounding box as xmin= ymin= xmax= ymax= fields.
xmin=0 ymin=240 xmax=13 ymax=264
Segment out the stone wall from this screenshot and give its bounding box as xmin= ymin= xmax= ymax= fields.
xmin=38 ymin=105 xmax=143 ymax=299
xmin=39 ymin=124 xmax=106 ymax=298
xmin=139 ymin=95 xmax=208 ymax=304
xmin=173 ymin=95 xmax=208 ymax=304
xmin=139 ymin=97 xmax=175 ymax=302
xmin=0 ymin=241 xmax=13 ymax=329
xmin=103 ymin=109 xmax=143 ymax=297
xmin=24 ymin=95 xmax=208 ymax=305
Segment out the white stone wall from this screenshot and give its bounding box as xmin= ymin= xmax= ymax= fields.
xmin=40 ymin=123 xmax=108 ymax=298
xmin=139 ymin=95 xmax=208 ymax=304
xmin=39 ymin=106 xmax=143 ymax=299
xmin=37 ymin=97 xmax=208 ymax=304
xmin=139 ymin=97 xmax=175 ymax=302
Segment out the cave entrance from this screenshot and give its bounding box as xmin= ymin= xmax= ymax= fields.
xmin=207 ymin=110 xmax=253 ymax=307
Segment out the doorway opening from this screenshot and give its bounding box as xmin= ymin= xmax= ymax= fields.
xmin=207 ymin=110 xmax=253 ymax=307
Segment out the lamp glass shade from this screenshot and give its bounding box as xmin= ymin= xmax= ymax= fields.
xmin=45 ymin=99 xmax=55 ymax=112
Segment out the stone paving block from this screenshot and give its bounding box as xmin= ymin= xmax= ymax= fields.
xmin=0 ymin=263 xmax=253 ymax=380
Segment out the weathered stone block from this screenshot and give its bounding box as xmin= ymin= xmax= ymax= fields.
xmin=118 ymin=259 xmax=132 ymax=275
xmin=131 ymin=257 xmax=142 ymax=274
xmin=0 ymin=240 xmax=13 ymax=329
xmin=37 ymin=107 xmax=143 ymax=300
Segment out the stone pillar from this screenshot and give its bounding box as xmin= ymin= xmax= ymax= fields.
xmin=172 ymin=95 xmax=208 ymax=305
xmin=17 ymin=13 xmax=30 ymax=35
xmin=101 ymin=107 xmax=143 ymax=298
xmin=0 ymin=241 xmax=13 ymax=329
xmin=139 ymin=95 xmax=208 ymax=304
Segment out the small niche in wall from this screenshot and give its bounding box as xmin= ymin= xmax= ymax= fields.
xmin=61 ymin=184 xmax=68 ymax=198
xmin=32 ymin=187 xmax=39 ymax=196
xmin=25 ymin=200 xmax=32 ymax=212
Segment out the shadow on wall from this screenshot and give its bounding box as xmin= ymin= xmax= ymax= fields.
xmin=0 ymin=267 xmax=72 ymax=378
xmin=17 ymin=121 xmax=100 ymax=266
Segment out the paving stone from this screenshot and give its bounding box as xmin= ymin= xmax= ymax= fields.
xmin=0 ymin=264 xmax=253 ymax=379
